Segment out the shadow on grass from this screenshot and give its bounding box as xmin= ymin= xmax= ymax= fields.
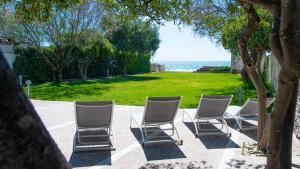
xmin=190 ymin=86 xmax=256 ymax=106
xmin=183 ymin=122 xmax=240 ymax=149
xmin=39 ymin=75 xmax=160 ymax=87
xmin=96 ymin=76 xmax=161 ymax=84
xmin=130 ymin=128 xmax=186 ymax=161
xmin=31 ymin=85 xmax=111 ymax=101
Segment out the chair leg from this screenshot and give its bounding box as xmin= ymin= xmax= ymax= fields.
xmin=73 ymin=134 xmax=77 ymax=152
xmin=222 ymin=118 xmax=231 ymax=137
xmin=109 ymin=128 xmax=115 ymax=147
xmin=173 ymin=123 xmax=183 ymax=144
xmin=139 ymin=126 xmax=146 ymax=147
xmin=193 ymin=120 xmax=199 ymax=137
xmin=77 ymin=130 xmax=82 ymax=144
xmin=239 ymin=118 xmax=243 ymax=131
xmin=130 ymin=116 xmax=133 ymax=128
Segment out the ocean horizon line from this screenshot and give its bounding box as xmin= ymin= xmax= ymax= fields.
xmin=151 ymin=60 xmax=231 ymax=71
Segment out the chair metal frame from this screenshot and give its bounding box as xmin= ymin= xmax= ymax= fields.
xmin=230 ymin=98 xmax=274 ymax=131
xmin=130 ymin=97 xmax=183 ymax=147
xmin=73 ymin=101 xmax=115 ymax=152
xmin=182 ymin=95 xmax=232 ymax=137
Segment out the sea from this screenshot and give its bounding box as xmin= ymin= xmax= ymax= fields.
xmin=154 ymin=61 xmax=231 ymax=72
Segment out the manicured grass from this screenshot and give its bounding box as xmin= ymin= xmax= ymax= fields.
xmin=28 ymin=72 xmax=256 ymax=108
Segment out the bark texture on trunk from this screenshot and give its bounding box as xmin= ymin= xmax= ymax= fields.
xmin=0 ymin=53 xmax=70 ymax=169
xmin=123 ymin=64 xmax=127 ymax=77
xmin=265 ymin=0 xmax=300 ymax=167
xmin=53 ymin=67 xmax=63 ymax=83
xmin=267 ymin=70 xmax=298 ymax=169
xmin=280 ymin=81 xmax=298 ymax=169
xmin=84 ymin=65 xmax=88 ymax=80
xmin=78 ymin=60 xmax=89 ymax=81
xmin=236 ymin=1 xmax=268 ymax=147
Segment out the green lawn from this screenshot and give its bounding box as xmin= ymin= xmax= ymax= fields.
xmin=28 ymin=72 xmax=256 ymax=108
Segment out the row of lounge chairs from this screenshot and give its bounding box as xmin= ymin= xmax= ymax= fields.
xmin=73 ymin=95 xmax=274 ymax=152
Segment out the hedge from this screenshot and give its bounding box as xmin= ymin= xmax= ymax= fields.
xmin=13 ymin=46 xmax=151 ymax=82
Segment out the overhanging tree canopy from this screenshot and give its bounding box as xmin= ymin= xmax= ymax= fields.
xmin=0 ymin=0 xmax=300 ymax=169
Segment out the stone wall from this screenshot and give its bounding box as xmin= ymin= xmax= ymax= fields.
xmin=266 ymin=55 xmax=281 ymax=91
xmin=262 ymin=54 xmax=300 ymax=137
xmin=231 ymin=55 xmax=243 ymax=73
xmin=150 ymin=63 xmax=165 ymax=72
xmin=0 ymin=45 xmax=16 ymax=69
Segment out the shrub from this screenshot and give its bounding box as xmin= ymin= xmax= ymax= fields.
xmin=13 ymin=46 xmax=151 ymax=82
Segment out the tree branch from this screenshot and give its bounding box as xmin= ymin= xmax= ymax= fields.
xmin=238 ymin=0 xmax=276 ymax=14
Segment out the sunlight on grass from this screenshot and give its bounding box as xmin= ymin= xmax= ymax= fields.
xmin=28 ymin=72 xmax=256 ymax=108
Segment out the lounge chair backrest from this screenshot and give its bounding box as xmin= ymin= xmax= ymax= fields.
xmin=75 ymin=101 xmax=114 ymax=128
xmin=196 ymin=95 xmax=232 ymax=118
xmin=144 ymin=96 xmax=182 ymax=123
xmin=240 ymin=97 xmax=274 ymax=115
xmin=239 ymin=99 xmax=258 ymax=115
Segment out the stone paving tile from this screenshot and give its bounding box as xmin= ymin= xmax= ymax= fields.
xmin=32 ymin=100 xmax=300 ymax=169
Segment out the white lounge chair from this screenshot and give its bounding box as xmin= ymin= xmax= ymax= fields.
xmin=73 ymin=101 xmax=115 ymax=152
xmin=226 ymin=97 xmax=274 ymax=130
xmin=130 ymin=96 xmax=183 ymax=147
xmin=183 ymin=95 xmax=232 ymax=137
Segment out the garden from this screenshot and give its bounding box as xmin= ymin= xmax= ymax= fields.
xmin=26 ymin=72 xmax=256 ymax=108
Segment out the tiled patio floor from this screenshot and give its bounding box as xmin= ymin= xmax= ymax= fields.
xmin=31 ymin=100 xmax=300 ymax=169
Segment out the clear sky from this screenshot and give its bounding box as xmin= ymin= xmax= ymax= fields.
xmin=152 ymin=22 xmax=231 ymax=61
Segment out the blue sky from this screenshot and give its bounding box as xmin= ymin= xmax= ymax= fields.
xmin=153 ymin=22 xmax=231 ymax=61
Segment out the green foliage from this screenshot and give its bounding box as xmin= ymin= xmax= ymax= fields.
xmin=221 ymin=7 xmax=272 ymax=56
xmin=99 ymin=0 xmax=192 ymax=24
xmin=0 ymin=0 xmax=81 ymax=22
xmin=128 ymin=54 xmax=151 ymax=74
xmin=13 ymin=46 xmax=52 ymax=82
xmin=211 ymin=66 xmax=231 ymax=72
xmin=190 ymin=1 xmax=272 ymax=57
xmin=13 ymin=45 xmax=151 ymax=82
xmin=27 ymin=72 xmax=257 ymax=107
xmin=104 ymin=17 xmax=160 ymax=75
xmin=72 ymin=30 xmax=104 ymax=67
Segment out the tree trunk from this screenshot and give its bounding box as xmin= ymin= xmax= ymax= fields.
xmin=123 ymin=65 xmax=127 ymax=77
xmin=245 ymin=63 xmax=267 ymax=143
xmin=106 ymin=69 xmax=110 ymax=77
xmin=236 ymin=2 xmax=267 ymax=147
xmin=53 ymin=67 xmax=63 ymax=83
xmin=267 ymin=69 xmax=298 ymax=169
xmin=279 ymin=81 xmax=298 ymax=168
xmin=84 ymin=64 xmax=88 ymax=80
xmin=241 ymin=66 xmax=253 ymax=87
xmin=0 ymin=53 xmax=70 ymax=169
xmin=78 ymin=61 xmax=85 ymax=81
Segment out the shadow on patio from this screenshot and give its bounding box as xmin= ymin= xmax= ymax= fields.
xmin=69 ymin=150 xmax=111 ymax=167
xmin=69 ymin=131 xmax=113 ymax=167
xmin=130 ymin=128 xmax=186 ymax=161
xmin=183 ymin=122 xmax=240 ymax=149
xmin=225 ymin=118 xmax=257 ymax=141
xmin=225 ymin=159 xmax=265 ymax=168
